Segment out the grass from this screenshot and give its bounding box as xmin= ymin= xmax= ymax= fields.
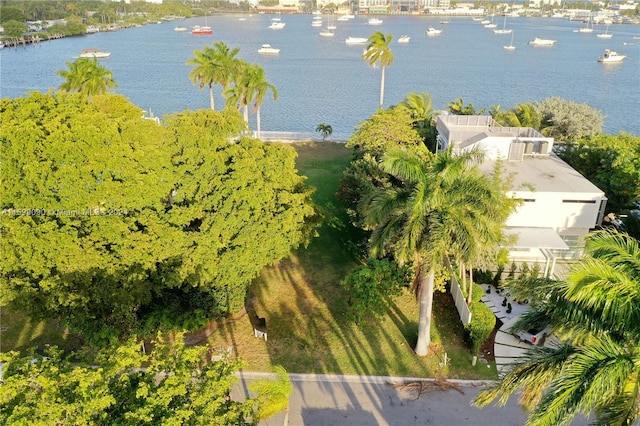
xmin=1 ymin=141 xmax=497 ymax=380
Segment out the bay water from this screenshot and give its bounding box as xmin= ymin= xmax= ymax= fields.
xmin=1 ymin=14 xmax=639 ymax=136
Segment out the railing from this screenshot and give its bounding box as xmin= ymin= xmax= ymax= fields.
xmin=250 ymin=131 xmax=350 ymax=143
xmin=444 ymin=257 xmax=472 ymax=325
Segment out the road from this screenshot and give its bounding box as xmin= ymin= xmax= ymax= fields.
xmin=233 ymin=372 xmax=590 ymax=426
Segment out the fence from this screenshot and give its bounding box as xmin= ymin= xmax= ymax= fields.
xmin=444 ymin=257 xmax=472 ymax=325
xmin=251 ymin=131 xmax=350 ymax=143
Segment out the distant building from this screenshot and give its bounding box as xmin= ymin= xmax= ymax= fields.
xmin=436 ymin=114 xmax=607 ymax=269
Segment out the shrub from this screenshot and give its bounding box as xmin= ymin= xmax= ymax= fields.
xmin=465 ymin=303 xmax=496 ymax=354
xmin=472 ymin=269 xmax=493 ymax=284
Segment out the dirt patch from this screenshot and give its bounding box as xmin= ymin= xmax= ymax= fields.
xmin=480 ymin=318 xmax=503 ymax=363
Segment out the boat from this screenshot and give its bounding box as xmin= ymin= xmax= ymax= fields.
xmin=311 ymin=20 xmax=322 ymax=27
xmin=577 ymin=16 xmax=594 ymax=33
xmin=398 ymin=35 xmax=411 ymax=44
xmin=174 ymin=26 xmax=187 ymax=32
xmin=596 ymin=25 xmax=613 ymax=39
xmin=258 ymin=44 xmax=280 ymax=55
xmin=192 ymin=25 xmax=212 ymax=35
xmin=192 ymin=12 xmax=213 ymax=35
xmin=269 ymin=21 xmax=286 ymax=30
xmin=78 ymin=48 xmax=111 ymax=58
xmin=597 ymin=49 xmax=626 ymax=63
xmin=337 ymin=15 xmax=350 ymax=21
xmin=319 ymin=29 xmax=335 ymax=37
xmin=527 ymin=37 xmax=556 ymax=46
xmin=494 ymin=14 xmax=512 ymax=34
xmin=368 ymin=18 xmax=383 ymax=25
xmin=484 ymin=16 xmax=497 ymax=29
xmin=345 ymin=37 xmax=368 ymax=45
xmin=503 ymin=30 xmax=516 ymax=50
xmin=426 ymin=27 xmax=442 ymax=36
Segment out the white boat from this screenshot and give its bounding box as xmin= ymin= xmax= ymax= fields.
xmin=503 ymin=30 xmax=516 ymax=50
xmin=426 ymin=27 xmax=442 ymax=36
xmin=484 ymin=23 xmax=497 ymax=29
xmin=493 ymin=14 xmax=511 ymax=34
xmin=258 ymin=44 xmax=280 ymax=55
xmin=78 ymin=48 xmax=111 ymax=58
xmin=577 ymin=17 xmax=594 ymax=33
xmin=597 ymin=49 xmax=626 ymax=63
xmin=319 ymin=29 xmax=335 ymax=37
xmin=527 ymin=37 xmax=556 ymax=46
xmin=337 ymin=15 xmax=350 ymax=21
xmin=596 ymin=25 xmax=613 ymax=39
xmin=345 ymin=36 xmax=368 ymax=45
xmin=269 ymin=21 xmax=285 ymax=30
xmin=174 ymin=26 xmax=187 ymax=32
xmin=398 ymin=35 xmax=411 ymax=44
xmin=311 ymin=20 xmax=322 ymax=27
xmin=368 ymin=18 xmax=383 ymax=25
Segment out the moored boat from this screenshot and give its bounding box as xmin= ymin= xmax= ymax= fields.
xmin=174 ymin=26 xmax=187 ymax=32
xmin=527 ymin=37 xmax=556 ymax=46
xmin=597 ymin=48 xmax=626 ymax=63
xmin=426 ymin=27 xmax=442 ymax=36
xmin=398 ymin=35 xmax=411 ymax=44
xmin=345 ymin=36 xmax=368 ymax=45
xmin=258 ymin=44 xmax=280 ymax=54
xmin=192 ymin=25 xmax=212 ymax=35
xmin=368 ymin=18 xmax=383 ymax=25
xmin=269 ymin=21 xmax=286 ymax=30
xmin=78 ymin=48 xmax=111 ymax=58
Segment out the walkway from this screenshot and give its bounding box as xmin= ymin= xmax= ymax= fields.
xmin=479 ymin=283 xmax=537 ymax=376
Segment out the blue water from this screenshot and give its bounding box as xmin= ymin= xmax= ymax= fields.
xmin=1 ymin=14 xmax=639 ymax=136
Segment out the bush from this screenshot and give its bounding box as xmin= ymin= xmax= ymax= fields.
xmin=472 ymin=269 xmax=493 ymax=284
xmin=465 ymin=303 xmax=496 ymax=355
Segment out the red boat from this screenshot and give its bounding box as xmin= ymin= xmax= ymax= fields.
xmin=192 ymin=25 xmax=212 ymax=35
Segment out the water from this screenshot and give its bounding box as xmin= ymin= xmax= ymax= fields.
xmin=1 ymin=14 xmax=639 ymax=136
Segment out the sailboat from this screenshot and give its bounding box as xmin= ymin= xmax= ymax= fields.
xmin=576 ymin=16 xmax=593 ymax=33
xmin=503 ymin=30 xmax=516 ymax=50
xmin=494 ymin=14 xmax=512 ymax=34
xmin=484 ymin=15 xmax=497 ymax=29
xmin=192 ymin=12 xmax=212 ymax=35
xmin=596 ymin=25 xmax=613 ymax=39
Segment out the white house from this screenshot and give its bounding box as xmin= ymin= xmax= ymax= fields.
xmin=436 ymin=114 xmax=607 ymax=275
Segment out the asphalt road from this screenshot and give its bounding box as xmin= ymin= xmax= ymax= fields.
xmin=233 ymin=372 xmax=590 ymax=426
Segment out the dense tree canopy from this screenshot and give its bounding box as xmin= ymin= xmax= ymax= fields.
xmin=535 ymin=97 xmax=604 ymax=140
xmin=554 ymin=132 xmax=640 ymax=213
xmin=0 ymin=334 xmax=258 ymax=425
xmin=0 ymin=92 xmax=317 ymax=344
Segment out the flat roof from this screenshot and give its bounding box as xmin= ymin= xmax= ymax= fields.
xmin=480 ymin=153 xmax=605 ymax=195
xmin=506 ymin=227 xmax=570 ymax=250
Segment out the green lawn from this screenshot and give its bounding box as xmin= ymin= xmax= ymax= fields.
xmin=1 ymin=141 xmax=497 ymax=380
xmin=205 ymin=142 xmax=497 ymax=380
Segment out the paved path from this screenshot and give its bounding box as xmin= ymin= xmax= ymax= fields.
xmin=233 ymin=372 xmax=590 ymax=426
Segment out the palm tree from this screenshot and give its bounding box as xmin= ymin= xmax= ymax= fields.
xmin=396 ymin=92 xmax=437 ymax=151
xmin=249 ymin=365 xmax=293 ymax=425
xmin=361 ymin=147 xmax=514 ymax=356
xmin=57 ymin=58 xmax=118 ymax=96
xmin=474 ymin=230 xmax=640 ymax=426
xmin=493 ymin=103 xmax=542 ymax=129
xmin=224 ymin=60 xmax=255 ymax=125
xmin=186 ymin=42 xmax=240 ymax=111
xmin=249 ymin=65 xmax=278 ymax=138
xmin=315 ymin=123 xmax=333 ymax=141
xmin=362 ymin=32 xmax=394 ymax=109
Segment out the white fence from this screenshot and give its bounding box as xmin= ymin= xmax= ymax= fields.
xmin=445 ymin=258 xmax=472 ymax=325
xmin=251 ymin=131 xmax=350 ymax=143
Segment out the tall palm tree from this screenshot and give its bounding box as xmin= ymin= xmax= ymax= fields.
xmin=474 ymin=230 xmax=640 ymax=426
xmin=362 ymin=32 xmax=394 ymax=109
xmin=57 ymin=58 xmax=118 ymax=96
xmin=224 ymin=60 xmax=255 ymax=125
xmin=361 ymin=147 xmax=514 ymax=356
xmin=249 ymin=65 xmax=278 ymax=137
xmin=250 ymin=365 xmax=293 ymax=426
xmin=186 ymin=41 xmax=240 ymax=111
xmin=396 ymin=92 xmax=437 ymax=151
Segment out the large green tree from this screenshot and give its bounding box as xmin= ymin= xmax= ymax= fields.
xmin=0 ymin=334 xmax=258 ymax=425
xmin=186 ymin=42 xmax=240 ymax=111
xmin=474 ymin=230 xmax=640 ymax=426
xmin=554 ymin=132 xmax=640 ymax=213
xmin=535 ymin=97 xmax=604 ymax=141
xmin=361 ymin=147 xmax=516 ymax=356
xmin=0 ymin=92 xmax=317 ymax=344
xmin=57 ymin=57 xmax=118 ymax=96
xmin=362 ymin=32 xmax=394 ymax=109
